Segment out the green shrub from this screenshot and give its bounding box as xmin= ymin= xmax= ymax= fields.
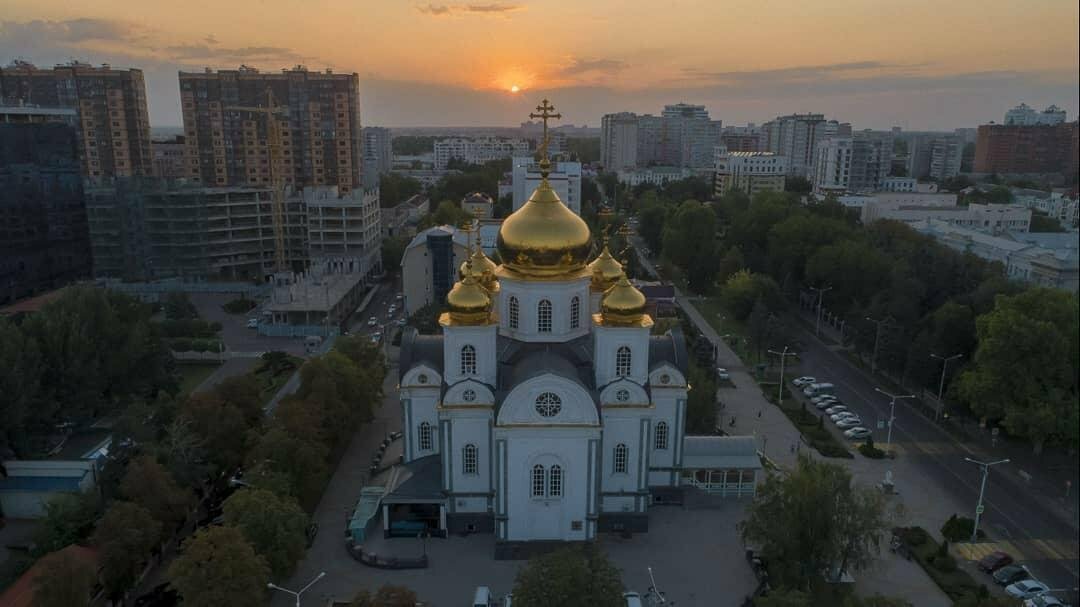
xmin=941 ymin=514 xmax=985 ymax=542
xmin=858 ymin=441 xmax=885 ymax=458
xmin=898 ymin=526 xmax=929 ymax=546
xmin=223 ymin=297 xmax=257 ymax=314
xmin=932 ymin=554 xmax=957 ymax=573
xmin=170 ymin=338 xmax=193 ymax=352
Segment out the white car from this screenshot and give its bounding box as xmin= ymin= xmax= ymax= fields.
xmin=825 ymin=405 xmax=849 ymax=415
xmin=835 ymin=417 xmax=863 ymax=429
xmin=831 ymin=411 xmax=859 ymax=422
xmin=811 ymin=395 xmax=838 ymax=404
xmin=793 ymin=376 xmax=816 ymax=387
xmin=395 ymin=293 xmax=403 ymax=300
xmin=844 ymin=427 xmax=873 ymax=440
xmin=1025 ymin=595 xmax=1065 ymax=607
xmin=245 ymin=317 xmax=259 ymax=328
xmin=1006 ymin=580 xmax=1049 ymax=599
xmin=367 ymin=316 xmax=378 ymax=327
xmin=388 ymin=304 xmax=396 ymax=314
xmin=716 ymin=368 xmax=730 ymax=381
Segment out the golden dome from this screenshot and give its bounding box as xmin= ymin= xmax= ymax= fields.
xmin=459 ymin=247 xmax=500 ymax=292
xmin=496 ymin=178 xmax=592 ymax=279
xmin=587 ymin=245 xmax=623 ymax=291
xmin=441 ymin=272 xmax=492 ymax=326
xmin=600 ymin=274 xmax=649 ymax=326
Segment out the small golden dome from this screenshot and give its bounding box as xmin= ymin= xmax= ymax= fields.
xmin=442 ymin=272 xmax=492 ymax=326
xmin=459 ymin=247 xmax=499 ymax=292
xmin=600 ymin=274 xmax=648 ymax=326
xmin=496 ymin=178 xmax=592 ymax=279
xmin=587 ymin=245 xmax=623 ymax=291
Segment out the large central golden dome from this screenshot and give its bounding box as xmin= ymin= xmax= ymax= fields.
xmin=496 ymin=178 xmax=592 ymax=278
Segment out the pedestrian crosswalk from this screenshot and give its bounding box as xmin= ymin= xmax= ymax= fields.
xmin=889 ymin=441 xmax=967 ymax=456
xmin=954 ymin=538 xmax=1080 ymax=562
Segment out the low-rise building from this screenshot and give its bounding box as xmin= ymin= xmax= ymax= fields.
xmin=1010 ymin=188 xmax=1079 ymax=228
xmin=433 ymin=137 xmax=529 ymax=169
xmin=461 ymin=191 xmax=494 ymax=219
xmin=714 ymin=149 xmax=787 ymax=197
xmin=382 ymin=194 xmax=430 ymax=238
xmin=400 ymin=225 xmax=471 ymax=316
xmin=391 ymin=168 xmax=462 ymax=187
xmin=263 ymin=260 xmax=367 ymax=336
xmin=862 ymin=201 xmax=1031 ymax=233
xmin=617 ymin=166 xmax=693 ymax=187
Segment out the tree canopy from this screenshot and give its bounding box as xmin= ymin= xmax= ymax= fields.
xmin=31 ymin=549 xmax=98 ymax=607
xmin=348 ymin=585 xmax=421 ymax=607
xmin=168 ymin=526 xmax=269 ymax=607
xmin=94 ymin=501 xmax=162 ymax=595
xmin=511 ymin=545 xmax=624 ymax=607
xmin=222 ymin=488 xmax=308 ymax=578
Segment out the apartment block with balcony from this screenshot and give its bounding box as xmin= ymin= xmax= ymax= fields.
xmin=714 ymin=149 xmax=787 ymax=197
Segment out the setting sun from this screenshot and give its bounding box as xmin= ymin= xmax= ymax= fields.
xmin=510 ymin=85 xmax=520 ymax=93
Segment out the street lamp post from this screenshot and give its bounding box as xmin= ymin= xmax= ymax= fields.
xmin=808 ymin=286 xmax=832 ymax=336
xmin=964 ymin=458 xmax=1009 ymax=543
xmin=874 ymin=388 xmax=915 ymax=450
xmin=930 ymin=353 xmax=963 ymax=420
xmin=768 ymin=346 xmax=798 ymax=405
xmin=268 ymin=571 xmax=326 ymax=607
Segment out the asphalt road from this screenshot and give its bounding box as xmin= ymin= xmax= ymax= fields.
xmin=791 ymin=322 xmax=1080 ymax=593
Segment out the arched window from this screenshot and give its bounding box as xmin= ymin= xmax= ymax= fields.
xmin=549 ymin=465 xmax=563 ymax=497
xmin=570 ymin=296 xmax=581 ymax=329
xmin=508 ymin=296 xmax=519 ymax=329
xmin=613 ymin=443 xmax=628 ymax=474
xmin=460 ymin=345 xmax=476 ymax=376
xmin=655 ymin=421 xmax=669 ymax=450
xmin=418 ymin=422 xmax=433 ymax=451
xmin=615 ymin=346 xmax=632 ymax=377
xmin=463 ymin=444 xmax=478 ymax=475
xmin=535 ymin=392 xmax=562 ymax=417
xmin=537 ymin=299 xmax=552 ymax=333
xmin=531 ymin=464 xmax=545 ymax=498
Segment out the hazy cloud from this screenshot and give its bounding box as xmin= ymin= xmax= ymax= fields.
xmin=556 ymin=57 xmax=628 ymax=77
xmin=163 ymin=44 xmax=299 ymax=61
xmin=679 ymin=61 xmax=921 ymax=85
xmin=415 ymin=3 xmax=524 ymax=17
xmin=204 ymin=34 xmax=219 ymax=45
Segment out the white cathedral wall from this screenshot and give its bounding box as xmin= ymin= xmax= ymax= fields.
xmin=401 ymin=388 xmax=441 ymax=463
xmin=497 ymin=276 xmax=591 ymax=343
xmin=600 ymin=409 xmax=650 ymax=514
xmin=442 ymin=324 xmax=498 ymax=386
xmin=593 ymin=325 xmax=651 ymax=387
xmin=647 ymin=387 xmax=687 ymax=486
xmin=442 ymin=410 xmax=493 ymax=512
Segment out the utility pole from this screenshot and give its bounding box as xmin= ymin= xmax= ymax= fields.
xmin=874 ymin=387 xmax=915 ymax=450
xmin=865 ymin=316 xmax=892 ymax=375
xmin=930 ymin=353 xmax=963 ymax=420
xmin=768 ymin=346 xmax=798 ymax=405
xmin=964 ymin=458 xmax=1009 ymax=543
xmin=808 ymin=286 xmax=832 ymax=336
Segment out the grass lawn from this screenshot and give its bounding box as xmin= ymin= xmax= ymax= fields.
xmin=767 ymin=386 xmax=853 ymax=459
xmin=896 ymin=527 xmax=988 ymax=604
xmin=176 ymin=363 xmax=221 ymax=396
xmin=252 ymin=354 xmax=304 ymax=403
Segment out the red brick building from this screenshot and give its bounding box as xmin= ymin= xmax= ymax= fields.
xmin=974 ymin=121 xmax=1079 ymax=179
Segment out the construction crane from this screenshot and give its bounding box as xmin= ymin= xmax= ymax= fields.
xmin=225 ymin=89 xmax=288 ymax=273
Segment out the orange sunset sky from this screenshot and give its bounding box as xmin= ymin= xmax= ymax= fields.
xmin=2 ymin=0 xmax=1078 ymax=129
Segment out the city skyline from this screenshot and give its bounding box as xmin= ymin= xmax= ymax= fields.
xmin=2 ymin=0 xmax=1078 ymax=129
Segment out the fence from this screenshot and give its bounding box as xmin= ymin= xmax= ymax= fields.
xmin=257 ymin=323 xmax=341 ymax=338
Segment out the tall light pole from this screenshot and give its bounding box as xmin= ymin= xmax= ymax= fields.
xmin=930 ymin=353 xmax=963 ymax=420
xmin=865 ymin=316 xmax=892 ymax=375
xmin=964 ymin=458 xmax=1009 ymax=543
xmin=268 ymin=571 xmax=326 ymax=607
xmin=874 ymin=388 xmax=915 ymax=450
xmin=769 ymin=346 xmax=798 ymax=405
xmin=808 ymin=286 xmax=832 ymax=336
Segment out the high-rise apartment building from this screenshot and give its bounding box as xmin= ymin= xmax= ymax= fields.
xmin=0 ymin=119 xmax=91 ymax=303
xmin=362 ymin=126 xmax=393 ymax=186
xmin=903 ymin=134 xmax=963 ymax=180
xmin=974 ymin=122 xmax=1079 ymax=177
xmin=1004 ymin=103 xmax=1068 ymax=126
xmin=714 ymin=148 xmax=787 ymax=197
xmin=0 ymin=61 xmax=153 ymax=178
xmin=600 ymin=112 xmax=638 ymax=170
xmin=721 ymin=125 xmax=763 ymax=153
xmin=152 ymin=136 xmax=188 ymax=179
xmin=763 ymin=113 xmax=850 ymax=177
xmin=849 ymin=131 xmax=892 ymax=192
xmin=812 ymin=138 xmax=852 ymax=194
xmin=511 ymin=157 xmax=582 ymax=214
xmin=660 ymin=103 xmax=722 ymax=169
xmin=433 ymin=138 xmax=529 ymax=169
xmin=178 ymin=66 xmax=363 ymax=193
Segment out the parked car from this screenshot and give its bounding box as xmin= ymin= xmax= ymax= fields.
xmin=245 ymin=317 xmax=259 ymax=329
xmin=831 ymin=413 xmax=859 ymax=424
xmin=396 ymin=318 xmax=408 ymax=327
xmin=978 ymin=550 xmax=1014 ymax=573
xmin=368 ymin=316 xmax=378 ymax=326
xmin=134 ymin=583 xmax=179 ymax=607
xmin=814 ymin=398 xmax=840 ymax=409
xmin=803 ymin=382 xmax=835 ymax=397
xmin=993 ymin=564 xmax=1030 ymax=586
xmin=836 ymin=417 xmax=863 ymax=429
xmin=716 ymin=368 xmax=731 ymax=381
xmin=793 ymin=376 xmax=816 ymax=387
xmin=844 ymin=427 xmax=872 ymax=440
xmin=1005 ymin=580 xmax=1049 ymax=599
xmin=1024 ymin=595 xmax=1065 ymax=607
xmin=388 ymin=304 xmax=397 ymax=315
xmin=811 ymin=395 xmax=839 ymax=405
xmin=825 ymin=405 xmax=849 ymax=415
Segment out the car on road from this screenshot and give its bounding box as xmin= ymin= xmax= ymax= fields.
xmin=843 ymin=427 xmax=872 ymax=440
xmin=1024 ymin=595 xmax=1065 ymax=607
xmin=835 ymin=417 xmax=863 ymax=429
xmin=825 ymin=405 xmax=849 ymax=415
xmin=978 ymin=550 xmax=1014 ymax=572
xmin=246 ymin=317 xmax=259 ymax=328
xmin=1005 ymin=580 xmax=1049 ymax=599
xmin=993 ymin=564 xmax=1030 ymax=586
xmin=370 ymin=332 xmax=382 ymax=344
xmin=716 ymin=368 xmax=730 ymax=381
xmin=396 ymin=318 xmax=407 ymax=327
xmin=368 ymin=316 xmax=378 ymax=326
xmin=395 ymin=293 xmax=403 ymax=300
xmin=388 ymin=304 xmax=396 ymax=314
xmin=793 ymin=376 xmax=816 ymax=387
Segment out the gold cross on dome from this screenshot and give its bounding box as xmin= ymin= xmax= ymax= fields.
xmin=529 ymin=98 xmax=561 ymax=177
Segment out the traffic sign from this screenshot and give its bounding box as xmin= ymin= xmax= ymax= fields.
xmin=975 ymin=505 xmax=984 ymax=515
xmin=877 ymin=420 xmax=885 ymax=430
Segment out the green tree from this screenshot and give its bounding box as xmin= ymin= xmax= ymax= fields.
xmin=163 ymin=291 xmax=198 ymax=320
xmin=31 ymin=548 xmax=98 ymax=607
xmin=661 ymin=200 xmax=716 ymax=270
xmin=1029 ymin=213 xmax=1066 ymax=232
xmin=178 ymin=391 xmax=253 ymax=474
xmin=381 ymin=235 xmax=410 ymax=274
xmin=245 ymin=427 xmax=329 ymax=503
xmin=685 ymin=363 xmax=717 ymax=434
xmin=94 ymin=501 xmax=162 ymax=595
xmin=120 ymin=455 xmax=192 ymax=530
xmin=0 ymin=319 xmax=43 ymax=455
xmin=755 ymin=588 xmax=812 ymax=607
xmin=785 ymin=176 xmax=812 ymax=194
xmin=805 ymin=241 xmax=891 ymax=311
xmin=766 ymin=213 xmax=852 ymax=283
xmin=168 ymin=526 xmax=269 ymax=607
xmin=31 ymin=493 xmax=100 ymax=557
xmin=636 ymin=202 xmax=667 ymax=254
xmin=349 ymin=585 xmax=421 ymax=607
xmin=222 ymin=489 xmax=308 ymax=578
xmin=843 ymin=596 xmax=914 ymax=607
xmin=720 ymin=270 xmax=782 ymax=320
xmin=956 ymin=289 xmax=1080 ymax=452
xmin=511 ymin=545 xmax=623 ymax=607
xmin=740 ymin=456 xmax=896 ymax=590
xmin=378 ymin=173 xmax=423 ymax=207
xmin=213 ymin=374 xmax=265 ymax=427
xmin=716 ymin=245 xmax=746 ymax=285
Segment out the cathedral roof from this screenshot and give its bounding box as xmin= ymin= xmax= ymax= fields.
xmin=648 ymin=328 xmax=689 ymax=377
xmin=398 ymin=328 xmax=445 ymax=382
xmin=495 ymin=335 xmax=598 ymax=415
xmin=382 ymin=455 xmax=443 ymax=503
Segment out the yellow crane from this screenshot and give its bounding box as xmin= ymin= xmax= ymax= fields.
xmin=225 ymin=89 xmax=288 ymax=273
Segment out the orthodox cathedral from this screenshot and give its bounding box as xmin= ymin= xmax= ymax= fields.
xmin=390 ymin=101 xmax=756 ymax=557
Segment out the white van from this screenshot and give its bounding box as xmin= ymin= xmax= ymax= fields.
xmin=472 ymin=587 xmax=493 ymax=607
xmin=803 ymin=382 xmax=835 ymax=397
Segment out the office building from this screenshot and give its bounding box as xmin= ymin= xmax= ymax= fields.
xmin=1004 ymin=103 xmax=1068 ymax=126
xmin=763 ymin=113 xmax=850 ymax=177
xmin=0 ymin=121 xmax=91 ymax=304
xmin=178 ymin=66 xmax=363 ymax=192
xmin=721 ymin=125 xmax=764 ymax=153
xmin=0 ymin=61 xmax=153 ymax=178
xmin=974 ymin=121 xmax=1079 ymax=176
xmin=362 ymin=126 xmax=393 ymax=186
xmin=304 ymin=186 xmax=382 ymax=276
xmin=399 ymin=225 xmax=471 ymax=316
xmin=600 ymin=112 xmax=639 ymax=170
xmin=714 ymin=149 xmax=787 ymax=197
xmin=152 ymin=136 xmax=188 ymax=179
xmin=511 ymin=157 xmax=581 ymax=214
xmin=433 ymin=138 xmax=529 ymax=169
